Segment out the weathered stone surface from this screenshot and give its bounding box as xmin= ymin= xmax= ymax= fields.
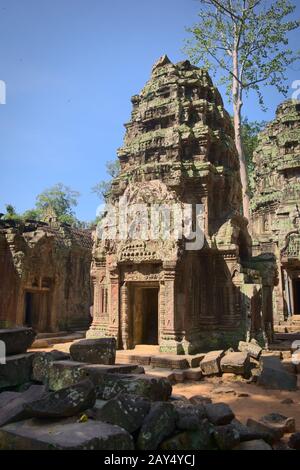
xmin=257 ymin=356 xmax=297 ymax=391
xmin=150 ymin=355 xmax=189 ymax=370
xmin=260 ymin=413 xmax=295 ymax=434
xmin=70 ymin=338 xmax=116 ymax=365
xmin=231 ymin=419 xmax=269 ymax=442
xmin=25 ymin=379 xmax=96 ymax=418
xmin=189 ymin=395 xmax=212 ymax=405
xmin=95 ymin=393 xmax=150 ymax=433
xmin=0 ymin=419 xmax=134 ymax=450
xmin=32 ymin=350 xmax=70 ymax=383
xmin=213 ymin=386 xmax=237 ymax=395
xmin=47 ymin=360 xmax=87 ymax=390
xmin=213 ymin=424 xmax=240 ymax=450
xmin=0 ymin=385 xmax=47 ymax=427
xmin=288 ymin=432 xmax=300 ymax=450
xmin=246 ymin=418 xmax=284 ymax=443
xmin=204 ymin=403 xmax=234 ymax=425
xmin=82 ymin=363 xmax=144 ymax=386
xmin=137 ymin=402 xmax=177 ymax=450
xmin=0 ymin=328 xmax=36 ymax=356
xmin=200 ymin=350 xmax=224 ymax=376
xmin=161 ymin=420 xmax=215 ymax=450
xmin=95 ymin=373 xmax=172 ymax=401
xmin=173 ymin=401 xmax=206 ymax=431
xmin=184 ymin=368 xmax=203 ymax=381
xmin=220 ymin=352 xmax=250 ymax=376
xmin=0 ymin=217 xmax=92 ymax=334
xmin=238 ymin=340 xmax=262 ymax=360
xmin=0 ymin=353 xmax=36 ymax=390
xmin=234 ymin=439 xmax=272 ymax=450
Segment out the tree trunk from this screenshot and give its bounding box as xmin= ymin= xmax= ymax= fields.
xmin=232 ymin=48 xmax=250 ymax=221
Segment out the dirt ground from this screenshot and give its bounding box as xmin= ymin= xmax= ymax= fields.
xmin=31 ymin=341 xmax=300 ymax=433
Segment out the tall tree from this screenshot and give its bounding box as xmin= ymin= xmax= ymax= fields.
xmin=35 ymin=183 xmax=80 ymax=226
xmin=185 ymin=0 xmax=300 ymax=219
xmin=92 ymin=159 xmax=120 ymax=201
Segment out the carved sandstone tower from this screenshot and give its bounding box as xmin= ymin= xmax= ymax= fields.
xmin=252 ymin=100 xmax=300 ymax=327
xmin=88 ymin=56 xmax=258 ymax=353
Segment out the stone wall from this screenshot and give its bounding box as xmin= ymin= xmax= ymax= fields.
xmin=251 ymin=99 xmax=300 ymax=324
xmin=0 ymin=219 xmax=93 ymax=332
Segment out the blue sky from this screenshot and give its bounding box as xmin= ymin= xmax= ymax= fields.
xmin=1 ymin=0 xmax=300 ymax=222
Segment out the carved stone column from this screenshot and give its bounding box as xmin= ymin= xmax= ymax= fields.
xmin=160 ymin=261 xmax=184 ymax=354
xmin=107 ymin=266 xmax=120 ymax=345
xmin=120 ymin=282 xmax=130 ymax=349
xmin=86 ymin=262 xmax=108 ymax=339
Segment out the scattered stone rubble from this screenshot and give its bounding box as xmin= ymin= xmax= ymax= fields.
xmin=0 ymin=329 xmax=299 ymax=450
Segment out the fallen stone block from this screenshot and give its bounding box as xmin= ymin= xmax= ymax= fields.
xmin=173 ymin=401 xmax=206 ymax=431
xmin=184 ymin=368 xmax=202 ymax=381
xmin=233 ymin=439 xmax=272 ymax=450
xmin=246 ymin=417 xmax=284 ymax=443
xmin=260 ymin=413 xmax=295 ymax=434
xmin=32 ymin=350 xmax=70 ymax=383
xmin=200 ymin=350 xmax=224 ymax=376
xmin=189 ymin=395 xmax=212 ymax=406
xmin=204 ymin=403 xmax=234 ymax=425
xmin=220 ymin=352 xmax=250 ymax=377
xmin=238 ymin=340 xmax=262 ymax=360
xmin=186 ymin=354 xmax=205 ymax=368
xmin=288 ymin=432 xmax=300 ymax=450
xmin=137 ymin=402 xmax=177 ymax=450
xmin=173 ymin=369 xmax=185 ymax=383
xmin=231 ymin=419 xmax=270 ymax=442
xmin=94 ymin=393 xmax=150 ymax=433
xmin=70 ymin=338 xmax=116 ymax=365
xmin=95 ymin=373 xmax=172 ymax=401
xmin=213 ymin=386 xmax=237 ymax=395
xmin=161 ymin=420 xmax=215 ymax=450
xmin=82 ymin=364 xmax=144 ymax=386
xmin=0 ymin=353 xmax=36 ymax=390
xmin=213 ymin=423 xmax=240 ymax=450
xmin=47 ymin=360 xmax=88 ymax=390
xmin=150 ymin=355 xmax=189 ymax=370
xmin=25 ymin=379 xmax=96 ymax=418
xmin=0 ymin=385 xmax=47 ymax=427
xmin=0 ymin=328 xmax=36 ymax=356
xmin=0 ymin=418 xmax=134 ymax=450
xmin=257 ymin=356 xmax=297 ymax=391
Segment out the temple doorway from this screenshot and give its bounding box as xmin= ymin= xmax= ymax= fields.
xmin=292 ymin=279 xmax=300 ymax=314
xmin=24 ymin=290 xmax=50 ymax=331
xmin=130 ymin=285 xmax=159 ymax=346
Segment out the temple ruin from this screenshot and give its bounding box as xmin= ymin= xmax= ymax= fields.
xmin=0 ymin=212 xmax=93 ymax=332
xmin=87 ymin=55 xmax=274 ymax=353
xmin=252 ymin=99 xmax=300 ymax=328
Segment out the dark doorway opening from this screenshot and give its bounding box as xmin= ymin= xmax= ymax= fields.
xmin=25 ymin=292 xmax=33 ymax=326
xmin=293 ymin=279 xmax=300 ymax=315
xmin=131 ymin=286 xmax=159 ymax=346
xmin=24 ymin=291 xmax=49 ymax=331
xmin=141 ymin=288 xmax=159 ymax=344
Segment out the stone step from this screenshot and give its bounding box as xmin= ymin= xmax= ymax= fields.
xmin=31 ymin=332 xmax=85 ymax=349
xmin=36 ymin=331 xmax=69 ymax=339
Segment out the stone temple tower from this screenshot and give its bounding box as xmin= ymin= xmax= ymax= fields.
xmin=87 ymin=55 xmax=264 ymax=353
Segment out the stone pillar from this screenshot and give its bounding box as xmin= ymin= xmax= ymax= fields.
xmin=86 ymin=263 xmax=108 ymax=339
xmin=160 ymin=261 xmax=184 ymax=354
xmin=120 ymin=282 xmax=129 ymax=349
xmin=107 ymin=266 xmax=120 ymax=345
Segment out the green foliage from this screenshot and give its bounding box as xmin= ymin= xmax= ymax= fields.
xmin=92 ymin=159 xmax=120 ymax=201
xmin=36 ymin=183 xmax=79 ymax=216
xmin=22 ymin=208 xmax=41 ymax=221
xmin=241 ymin=118 xmax=266 ymax=193
xmin=2 ymin=204 xmax=23 ymax=222
xmin=185 ymin=0 xmax=300 ymax=107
